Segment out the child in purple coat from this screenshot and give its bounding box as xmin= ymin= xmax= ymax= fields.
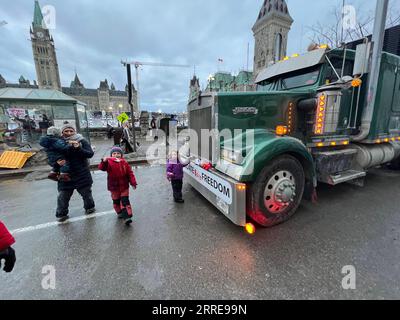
xmin=166 ymin=150 xmax=188 ymax=203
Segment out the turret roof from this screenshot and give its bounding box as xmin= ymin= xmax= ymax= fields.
xmin=253 ymin=0 xmax=293 ymax=30
xmin=33 ymin=0 xmax=45 ymax=29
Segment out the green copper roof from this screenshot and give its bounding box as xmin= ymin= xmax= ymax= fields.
xmin=0 ymin=87 xmax=78 ymax=102
xmin=206 ymin=71 xmax=254 ymax=92
xmin=33 ymin=0 xmax=45 ymax=28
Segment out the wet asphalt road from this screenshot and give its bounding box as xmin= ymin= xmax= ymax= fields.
xmin=0 ymin=165 xmax=399 ymax=300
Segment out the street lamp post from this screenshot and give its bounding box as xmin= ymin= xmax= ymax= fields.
xmin=125 ymin=63 xmax=137 ymax=152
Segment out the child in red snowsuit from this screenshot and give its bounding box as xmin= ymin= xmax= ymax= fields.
xmin=98 ymin=146 xmax=137 ymax=225
xmin=0 ymin=221 xmax=16 ymax=273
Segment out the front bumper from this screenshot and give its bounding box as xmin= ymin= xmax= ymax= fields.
xmin=184 ymin=162 xmax=247 ymax=226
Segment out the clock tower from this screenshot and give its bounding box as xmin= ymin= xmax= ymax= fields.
xmin=31 ymin=0 xmax=61 ymax=90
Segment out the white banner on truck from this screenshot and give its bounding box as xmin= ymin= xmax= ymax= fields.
xmin=184 ymin=163 xmax=233 ymax=205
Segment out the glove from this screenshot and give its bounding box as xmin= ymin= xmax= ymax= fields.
xmin=0 ymin=247 xmax=16 ymax=273
xmin=167 ymin=172 xmax=174 ymax=178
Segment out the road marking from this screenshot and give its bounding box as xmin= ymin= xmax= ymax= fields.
xmin=10 ymin=210 xmax=115 ymax=235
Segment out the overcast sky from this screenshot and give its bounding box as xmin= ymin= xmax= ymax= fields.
xmin=0 ymin=0 xmax=399 ymax=113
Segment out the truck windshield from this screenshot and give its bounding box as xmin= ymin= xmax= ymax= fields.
xmin=257 ymin=66 xmax=321 ymax=91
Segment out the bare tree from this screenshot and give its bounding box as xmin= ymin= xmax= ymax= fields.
xmin=307 ymin=1 xmax=400 ymax=49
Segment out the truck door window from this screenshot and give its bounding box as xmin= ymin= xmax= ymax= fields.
xmin=324 ymin=58 xmax=354 ymax=84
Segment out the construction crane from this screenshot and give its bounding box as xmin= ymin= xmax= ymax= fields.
xmin=121 ymin=60 xmax=192 ymax=113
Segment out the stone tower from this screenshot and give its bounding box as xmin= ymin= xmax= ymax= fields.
xmin=189 ymin=75 xmax=200 ymax=100
xmin=31 ymin=0 xmax=61 ymax=90
xmin=252 ymin=0 xmax=293 ymax=78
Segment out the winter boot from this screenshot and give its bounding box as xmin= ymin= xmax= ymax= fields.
xmin=85 ymin=207 xmax=96 ymax=215
xmin=124 ymin=217 xmax=133 ymax=226
xmin=57 ymin=215 xmax=69 ymax=222
xmin=119 ymin=208 xmax=132 ymax=225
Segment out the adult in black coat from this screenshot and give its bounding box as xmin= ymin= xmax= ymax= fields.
xmin=55 ymin=124 xmax=95 ymax=221
xmin=39 ymin=114 xmax=51 ymax=136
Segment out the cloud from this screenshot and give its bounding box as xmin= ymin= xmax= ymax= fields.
xmin=0 ymin=0 xmax=398 ymax=112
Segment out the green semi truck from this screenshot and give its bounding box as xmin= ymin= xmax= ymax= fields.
xmin=183 ymin=0 xmax=400 ymax=231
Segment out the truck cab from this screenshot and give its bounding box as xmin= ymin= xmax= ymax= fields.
xmin=184 ymin=45 xmax=400 ymax=229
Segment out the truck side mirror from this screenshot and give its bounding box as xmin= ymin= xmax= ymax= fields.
xmin=353 ymin=42 xmax=371 ymax=76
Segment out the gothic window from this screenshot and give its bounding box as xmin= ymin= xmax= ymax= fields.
xmin=274 ymin=33 xmax=283 ymax=61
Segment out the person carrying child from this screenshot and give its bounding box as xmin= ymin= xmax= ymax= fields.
xmin=39 ymin=126 xmax=82 ymax=181
xmin=166 ymin=150 xmax=188 ymax=203
xmin=98 ymin=146 xmax=137 ymax=225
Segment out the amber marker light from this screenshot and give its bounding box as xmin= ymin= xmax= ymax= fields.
xmin=317 ymin=142 xmax=324 ymax=147
xmin=237 ymin=184 xmax=246 ymax=191
xmin=351 ymin=78 xmax=362 ymax=87
xmin=342 ymin=141 xmax=350 ymax=145
xmin=330 ymin=142 xmax=337 ymax=146
xmin=245 ymin=223 xmax=256 ymax=235
xmin=314 ymin=94 xmax=326 ymax=135
xmin=276 ymin=125 xmax=288 ymax=136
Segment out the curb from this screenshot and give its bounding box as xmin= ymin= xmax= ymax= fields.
xmin=0 ymin=158 xmax=152 ymax=179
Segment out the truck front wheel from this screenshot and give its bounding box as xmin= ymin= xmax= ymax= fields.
xmin=248 ymin=155 xmax=305 ymax=227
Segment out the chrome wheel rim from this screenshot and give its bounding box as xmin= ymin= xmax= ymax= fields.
xmin=263 ymin=170 xmax=296 ymax=214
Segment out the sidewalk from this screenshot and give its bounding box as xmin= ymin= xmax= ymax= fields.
xmin=0 ymin=137 xmax=154 ymax=179
xmin=0 ymin=135 xmax=186 ymax=179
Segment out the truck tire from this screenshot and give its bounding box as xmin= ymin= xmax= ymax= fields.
xmin=387 ymin=157 xmax=400 ymax=170
xmin=248 ymin=155 xmax=305 ymax=227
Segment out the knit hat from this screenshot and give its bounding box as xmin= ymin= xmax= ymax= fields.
xmin=47 ymin=126 xmax=61 ymax=137
xmin=61 ymin=123 xmax=76 ymax=133
xmin=110 ymin=146 xmax=124 ymax=157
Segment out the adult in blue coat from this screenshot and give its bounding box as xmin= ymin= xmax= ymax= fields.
xmin=55 ymin=123 xmax=95 ymax=222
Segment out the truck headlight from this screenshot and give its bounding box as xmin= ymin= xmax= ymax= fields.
xmin=221 ymin=148 xmax=244 ymax=164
